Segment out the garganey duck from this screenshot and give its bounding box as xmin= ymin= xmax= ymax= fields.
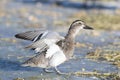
xmin=15 ymin=20 xmax=93 ymax=74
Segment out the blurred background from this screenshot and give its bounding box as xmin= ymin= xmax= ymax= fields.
xmin=0 ymin=0 xmax=120 ymax=80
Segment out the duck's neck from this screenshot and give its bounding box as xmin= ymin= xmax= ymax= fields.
xmin=65 ymin=28 xmax=77 ymax=41
xmin=63 ymin=29 xmax=76 ymax=59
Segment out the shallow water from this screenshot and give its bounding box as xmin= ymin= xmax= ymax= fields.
xmin=0 ymin=0 xmax=120 ymax=80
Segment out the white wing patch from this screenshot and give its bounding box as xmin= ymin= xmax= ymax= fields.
xmin=40 ymin=30 xmax=49 ymax=39
xmin=33 ymin=30 xmax=49 ymax=42
xmin=46 ymin=44 xmax=60 ymax=58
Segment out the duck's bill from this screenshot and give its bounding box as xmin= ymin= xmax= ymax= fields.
xmin=83 ymin=25 xmax=93 ymax=30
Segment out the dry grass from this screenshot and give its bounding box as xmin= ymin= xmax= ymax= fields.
xmin=86 ymin=48 xmax=120 ymax=68
xmin=73 ymin=71 xmax=120 ymax=80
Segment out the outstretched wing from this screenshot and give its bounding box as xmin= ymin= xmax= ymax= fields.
xmin=15 ymin=30 xmax=46 ymax=42
xmin=15 ymin=30 xmax=64 ymax=53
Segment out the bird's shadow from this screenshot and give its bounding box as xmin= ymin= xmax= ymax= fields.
xmin=0 ymin=58 xmax=42 ymax=72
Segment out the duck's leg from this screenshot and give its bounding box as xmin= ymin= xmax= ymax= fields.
xmin=44 ymin=68 xmax=54 ymax=73
xmin=55 ymin=67 xmax=67 ymax=74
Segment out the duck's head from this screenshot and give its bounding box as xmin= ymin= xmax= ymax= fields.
xmin=70 ymin=20 xmax=93 ymax=30
xmin=67 ymin=20 xmax=93 ymax=38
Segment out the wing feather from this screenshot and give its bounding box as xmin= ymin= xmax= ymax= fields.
xmin=15 ymin=30 xmax=45 ymax=41
xmin=15 ymin=30 xmax=64 ymax=53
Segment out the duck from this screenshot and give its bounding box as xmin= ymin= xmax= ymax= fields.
xmin=15 ymin=20 xmax=93 ymax=74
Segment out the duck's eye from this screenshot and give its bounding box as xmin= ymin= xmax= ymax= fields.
xmin=78 ymin=22 xmax=82 ymax=24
